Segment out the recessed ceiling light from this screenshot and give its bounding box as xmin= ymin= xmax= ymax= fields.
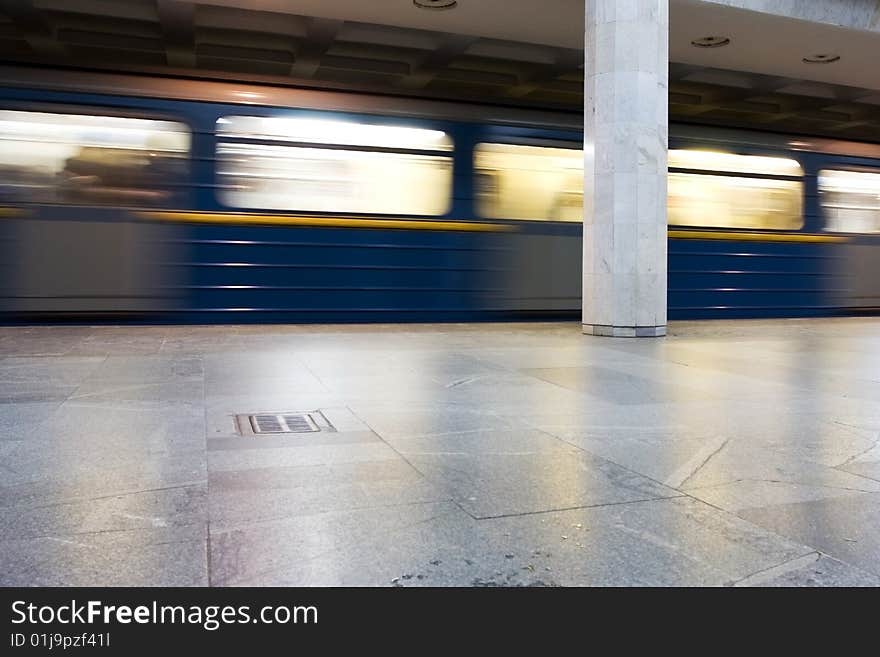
xmin=803 ymin=53 xmax=840 ymax=64
xmin=413 ymin=0 xmax=458 ymax=9
xmin=691 ymin=36 xmax=731 ymax=48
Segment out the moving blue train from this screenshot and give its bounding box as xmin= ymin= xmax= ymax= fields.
xmin=1 ymin=65 xmax=879 ymax=323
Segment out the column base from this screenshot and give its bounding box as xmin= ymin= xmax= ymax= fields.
xmin=582 ymin=324 xmax=666 ymax=338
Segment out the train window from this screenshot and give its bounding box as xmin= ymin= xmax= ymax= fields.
xmin=216 ymin=115 xmax=453 ymax=215
xmin=0 ymin=110 xmax=189 ymax=206
xmin=667 ymin=150 xmax=803 ymax=177
xmin=474 ymin=143 xmax=582 ymax=221
xmin=668 ymin=150 xmax=803 ymax=230
xmin=819 ymin=169 xmax=880 ymax=233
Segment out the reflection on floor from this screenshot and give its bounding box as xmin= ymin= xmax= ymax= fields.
xmin=1 ymin=318 xmax=880 ymax=586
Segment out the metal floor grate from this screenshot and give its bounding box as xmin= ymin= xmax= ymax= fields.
xmin=250 ymin=412 xmax=319 ymax=434
xmin=236 ymin=410 xmax=333 ymax=436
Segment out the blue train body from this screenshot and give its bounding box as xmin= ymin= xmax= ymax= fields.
xmin=1 ymin=69 xmax=878 ymax=323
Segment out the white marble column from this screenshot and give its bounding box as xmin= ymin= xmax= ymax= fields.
xmin=583 ymin=0 xmax=668 ymax=337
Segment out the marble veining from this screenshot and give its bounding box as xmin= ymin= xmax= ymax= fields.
xmin=583 ymin=0 xmax=669 ymax=335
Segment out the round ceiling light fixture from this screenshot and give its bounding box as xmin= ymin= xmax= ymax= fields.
xmin=413 ymin=0 xmax=458 ymax=9
xmin=691 ymin=36 xmax=731 ymax=48
xmin=803 ymin=53 xmax=840 ymax=64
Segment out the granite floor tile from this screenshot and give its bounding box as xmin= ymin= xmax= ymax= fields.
xmin=346 ymin=403 xmax=517 ymax=441
xmin=836 ymin=459 xmax=880 ymax=482
xmin=0 ymin=523 xmax=207 ymax=586
xmin=0 ymin=382 xmax=78 ymax=404
xmin=736 ymin=554 xmax=880 ymax=587
xmin=391 ymin=429 xmax=679 ymax=518
xmin=209 ymin=501 xmax=460 ymax=586
xmin=674 ymin=441 xmax=880 ymax=496
xmin=0 ymin=401 xmax=61 ymax=439
xmin=8 ymin=402 xmax=206 ymax=453
xmin=82 ymin=355 xmax=203 ymax=383
xmin=0 ymin=449 xmax=207 ymax=509
xmin=735 ymin=492 xmax=880 ymax=578
xmin=0 ymin=355 xmax=105 ymax=385
xmin=211 ymin=496 xmax=815 ymax=587
xmin=68 ymin=380 xmax=204 ymax=405
xmin=208 ymin=461 xmax=445 ymax=525
xmin=207 ymin=441 xmax=402 ymax=472
xmin=0 ymin=484 xmax=206 ymax=539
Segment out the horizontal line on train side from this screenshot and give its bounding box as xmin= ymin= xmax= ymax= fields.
xmin=669 ymin=270 xmax=842 ymax=276
xmin=139 ymin=212 xmax=516 ymax=232
xmin=165 ymin=307 xmax=515 ymax=313
xmin=670 ymin=256 xmax=844 ymax=263
xmin=669 ymin=304 xmax=842 ymax=310
xmin=217 ymin=136 xmax=452 ymax=157
xmin=164 ymin=262 xmax=503 ymax=272
xmin=670 ymin=288 xmax=847 ymax=293
xmin=167 ymin=285 xmax=505 ymax=292
xmin=3 ymin=294 xmax=163 ymax=299
xmin=667 ymin=167 xmax=803 ymax=182
xmin=668 ymin=230 xmax=847 ymax=243
xmin=669 ymin=250 xmax=843 ymax=258
xmin=505 ymin=294 xmax=581 ymax=302
xmin=163 ymin=238 xmax=508 ymax=252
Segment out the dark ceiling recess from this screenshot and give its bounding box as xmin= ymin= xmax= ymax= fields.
xmin=413 ymin=0 xmax=458 ymax=10
xmin=690 ymin=36 xmax=731 ymax=48
xmin=2 ymin=1 xmax=880 ymax=141
xmin=802 ymin=53 xmax=841 ymax=64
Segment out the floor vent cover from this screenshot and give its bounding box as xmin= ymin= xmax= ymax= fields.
xmin=236 ymin=411 xmax=331 ymax=436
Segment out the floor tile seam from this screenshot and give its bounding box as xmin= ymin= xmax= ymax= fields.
xmin=209 ymin=505 xmax=463 ymax=586
xmin=672 ymin=489 xmax=834 ymax=561
xmin=732 ymin=549 xmax=880 ymax=586
xmin=468 ymin=494 xmax=689 ymax=521
xmin=206 ymin=497 xmax=457 ymax=535
xmin=0 ymin=480 xmax=209 ymax=512
xmin=832 ymin=434 xmax=880 ymax=469
xmin=63 ymin=354 xmax=110 ymax=400
xmin=728 ymin=550 xmax=823 ymax=587
xmin=682 ymin=476 xmax=880 ymax=494
xmin=524 ymin=423 xmax=695 ymax=496
xmin=0 ymin=520 xmax=209 ymax=545
xmin=341 ymin=403 xmax=478 ymax=521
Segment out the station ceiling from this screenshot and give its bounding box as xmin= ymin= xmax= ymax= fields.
xmin=3 ymin=0 xmax=880 ymax=141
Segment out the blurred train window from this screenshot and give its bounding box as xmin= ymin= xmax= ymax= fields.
xmin=216 ymin=115 xmax=453 ymax=215
xmin=819 ymin=170 xmax=880 ymax=233
xmin=668 ymin=150 xmax=803 ymax=230
xmin=474 ymin=143 xmax=583 ymax=221
xmin=668 ymin=150 xmax=803 ymax=177
xmin=0 ymin=110 xmax=189 ymax=206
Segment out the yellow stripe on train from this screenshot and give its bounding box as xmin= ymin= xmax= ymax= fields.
xmin=668 ymin=229 xmax=848 ymax=243
xmin=2 ymin=209 xmax=855 ymax=242
xmin=139 ymin=211 xmax=516 ymax=233
xmin=141 ymin=213 xmax=850 ymax=242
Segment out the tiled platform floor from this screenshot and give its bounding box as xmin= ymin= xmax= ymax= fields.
xmin=2 ymin=319 xmax=880 ymax=586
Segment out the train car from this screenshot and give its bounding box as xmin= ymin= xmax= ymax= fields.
xmin=1 ymin=65 xmax=879 ymax=324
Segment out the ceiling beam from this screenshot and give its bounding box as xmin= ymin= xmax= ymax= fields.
xmin=503 ymin=49 xmax=582 ymax=98
xmin=395 ymin=33 xmax=477 ymax=90
xmin=668 ymin=63 xmax=705 ymax=82
xmin=2 ymin=0 xmax=65 ymax=57
xmin=290 ymin=17 xmax=343 ymax=79
xmin=679 ymin=75 xmax=793 ymax=116
xmin=758 ymin=95 xmax=880 ymax=125
xmin=156 ymin=0 xmax=196 ymax=68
